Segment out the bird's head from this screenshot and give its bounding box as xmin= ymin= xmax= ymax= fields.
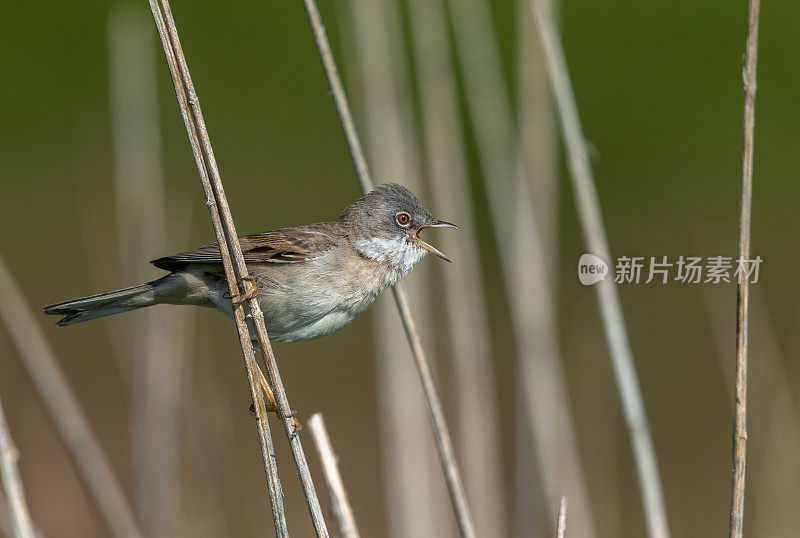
xmin=341 ymin=183 xmax=458 ymax=274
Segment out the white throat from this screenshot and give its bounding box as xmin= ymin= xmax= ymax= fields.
xmin=355 ymin=235 xmax=426 ymax=280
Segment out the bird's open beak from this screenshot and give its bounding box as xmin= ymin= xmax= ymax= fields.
xmin=415 ymin=220 xmax=459 ymax=262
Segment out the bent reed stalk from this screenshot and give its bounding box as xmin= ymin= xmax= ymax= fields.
xmin=0 ymin=252 xmax=143 ymax=538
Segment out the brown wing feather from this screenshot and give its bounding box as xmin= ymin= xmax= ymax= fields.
xmin=151 ymin=223 xmax=339 ymax=271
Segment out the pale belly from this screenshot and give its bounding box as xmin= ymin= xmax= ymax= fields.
xmin=210 ymin=287 xmax=363 ymax=342
xmin=205 ymin=266 xmax=382 ymax=343
xmin=269 ymin=308 xmax=358 ymax=342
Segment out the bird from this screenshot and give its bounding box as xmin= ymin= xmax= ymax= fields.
xmin=44 ymin=183 xmax=457 ymax=343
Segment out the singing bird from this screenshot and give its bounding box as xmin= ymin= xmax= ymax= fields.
xmin=44 ymin=183 xmax=457 ymax=343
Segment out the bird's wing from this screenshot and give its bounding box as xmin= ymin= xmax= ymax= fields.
xmin=150 ymin=224 xmax=339 ymax=271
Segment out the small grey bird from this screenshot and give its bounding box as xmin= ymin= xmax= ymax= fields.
xmin=44 ymin=183 xmax=457 ymax=343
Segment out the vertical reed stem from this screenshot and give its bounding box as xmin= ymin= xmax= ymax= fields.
xmin=529 ymin=1 xmax=669 ymax=536
xmin=146 ymin=1 xmax=324 ymax=534
xmin=444 ymin=0 xmax=595 ymax=533
xmin=300 ymin=1 xmax=476 ymax=536
xmin=729 ymin=1 xmax=761 ymax=536
xmin=404 ymin=0 xmax=507 ymax=533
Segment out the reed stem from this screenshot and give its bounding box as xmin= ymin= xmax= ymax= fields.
xmin=729 ymin=1 xmax=761 ymax=535
xmin=300 ymin=1 xmax=476 ymax=536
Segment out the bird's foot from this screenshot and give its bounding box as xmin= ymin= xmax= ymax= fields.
xmin=248 ymin=405 xmax=302 ymax=438
xmin=283 ymin=409 xmax=302 ymax=440
xmin=252 ymin=365 xmax=302 ymax=436
xmin=225 ymin=275 xmax=259 ymax=305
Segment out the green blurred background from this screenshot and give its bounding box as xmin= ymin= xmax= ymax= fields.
xmin=1 ymin=0 xmax=799 ymax=537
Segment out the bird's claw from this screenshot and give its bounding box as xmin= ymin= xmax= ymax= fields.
xmin=248 ymin=403 xmax=302 ymax=439
xmin=283 ymin=409 xmax=302 ymax=439
xmin=289 ymin=421 xmax=302 ymax=440
xmin=225 ymin=275 xmax=259 ymax=305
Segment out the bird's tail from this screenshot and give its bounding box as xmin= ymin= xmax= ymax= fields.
xmin=43 ymin=281 xmax=158 ymax=326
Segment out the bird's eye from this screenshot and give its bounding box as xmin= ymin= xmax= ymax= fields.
xmin=396 ymin=212 xmax=411 ymax=226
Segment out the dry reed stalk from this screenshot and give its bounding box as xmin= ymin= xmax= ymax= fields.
xmin=516 ymin=1 xmax=599 ymax=536
xmin=344 ymin=0 xmax=452 ymax=532
xmin=529 ymin=1 xmax=669 ymax=536
xmin=729 ymin=1 xmax=760 ymax=535
xmin=0 ymin=395 xmax=35 ymax=538
xmin=403 ymin=0 xmax=506 ymax=535
xmin=302 ymin=1 xmax=475 ymax=536
xmin=0 ymin=253 xmax=143 ymax=538
xmin=338 ymin=0 xmax=454 ymax=535
xmin=107 ymin=4 xmax=187 ymax=534
xmin=147 ymin=1 xmax=330 ymax=535
xmin=375 ymin=300 xmax=454 ymax=538
xmin=556 ymin=495 xmax=567 ymax=538
xmin=442 ymin=0 xmax=595 ymax=533
xmin=307 ymin=414 xmax=360 ymax=538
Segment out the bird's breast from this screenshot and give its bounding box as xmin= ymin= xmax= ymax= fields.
xmin=249 ymin=249 xmax=393 ymax=342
